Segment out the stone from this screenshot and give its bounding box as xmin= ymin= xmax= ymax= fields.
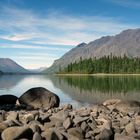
xmin=62 ymin=104 xmax=73 ymax=110
xmin=24 ymin=113 xmax=34 ymax=123
xmin=103 ymin=99 xmax=121 ymax=107
xmin=68 ymin=127 xmax=84 ymax=140
xmin=41 ymin=129 xmax=64 ymax=140
xmin=125 ymin=122 xmax=135 ymax=134
xmin=81 ymin=121 xmax=90 ymax=132
xmin=0 ymin=95 xmax=18 ymax=105
xmin=88 ymin=122 xmax=97 ymax=130
xmin=39 ymin=113 xmax=51 ymax=123
xmin=1 ymin=126 xmax=33 ymax=140
xmin=114 ymin=133 xmax=137 ymax=140
xmin=0 ymin=123 xmax=8 ymax=133
xmin=95 ymin=129 xmax=113 ymax=140
xmin=28 ymin=120 xmax=44 ymax=132
xmin=33 ymin=132 xmax=43 ymax=140
xmin=50 ymin=110 xmax=69 ymax=122
xmin=19 ymin=87 xmax=60 ymax=109
xmin=120 ymin=117 xmax=130 ymax=127
xmin=115 ymin=100 xmax=140 ymax=114
xmin=7 ymin=111 xmax=18 ymax=121
xmin=29 ymin=124 xmax=41 ymax=133
xmin=77 ymin=109 xmax=91 ymax=117
xmin=73 ymin=116 xmax=89 ymax=125
xmin=63 ymin=117 xmax=72 ymax=129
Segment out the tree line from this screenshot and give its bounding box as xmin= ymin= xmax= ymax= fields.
xmin=59 ymin=55 xmax=140 ymax=74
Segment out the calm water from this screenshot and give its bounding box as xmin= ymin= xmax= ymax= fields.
xmin=0 ymin=75 xmax=140 ymax=107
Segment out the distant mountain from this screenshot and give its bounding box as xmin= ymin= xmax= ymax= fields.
xmin=0 ymin=58 xmax=29 ymax=74
xmin=45 ymin=28 xmax=140 ymax=73
xmin=29 ymin=67 xmax=47 ymax=73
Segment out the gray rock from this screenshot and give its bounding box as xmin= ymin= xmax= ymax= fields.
xmin=50 ymin=110 xmax=69 ymax=122
xmin=77 ymin=109 xmax=91 ymax=117
xmin=1 ymin=126 xmax=33 ymax=140
xmin=68 ymin=127 xmax=84 ymax=140
xmin=29 ymin=124 xmax=41 ymax=133
xmin=33 ymin=132 xmax=43 ymax=140
xmin=63 ymin=117 xmax=72 ymax=129
xmin=73 ymin=116 xmax=89 ymax=125
xmin=19 ymin=87 xmax=60 ymax=109
xmin=125 ymin=122 xmax=135 ymax=134
xmin=81 ymin=121 xmax=90 ymax=132
xmin=0 ymin=123 xmax=8 ymax=133
xmin=62 ymin=104 xmax=73 ymax=110
xmin=95 ymin=129 xmax=113 ymax=140
xmin=115 ymin=100 xmax=140 ymax=114
xmin=114 ymin=133 xmax=137 ymax=140
xmin=88 ymin=122 xmax=97 ymax=130
xmin=41 ymin=129 xmax=64 ymax=140
xmin=120 ymin=116 xmax=130 ymax=127
xmin=7 ymin=111 xmax=18 ymax=121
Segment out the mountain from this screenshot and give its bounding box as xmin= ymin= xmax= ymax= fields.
xmin=45 ymin=28 xmax=140 ymax=73
xmin=0 ymin=58 xmax=29 ymax=74
xmin=29 ymin=67 xmax=47 ymax=73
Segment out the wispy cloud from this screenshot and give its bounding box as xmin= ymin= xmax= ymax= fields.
xmin=0 ymin=5 xmax=139 ymax=68
xmin=104 ymin=0 xmax=140 ymax=8
xmin=0 ymin=7 xmax=137 ymax=46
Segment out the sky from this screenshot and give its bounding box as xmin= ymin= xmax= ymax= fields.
xmin=0 ymin=0 xmax=140 ymax=69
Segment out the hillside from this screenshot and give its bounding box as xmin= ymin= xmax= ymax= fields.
xmin=0 ymin=58 xmax=29 ymax=74
xmin=45 ymin=28 xmax=140 ymax=73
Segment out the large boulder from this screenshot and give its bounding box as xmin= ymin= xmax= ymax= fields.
xmin=0 ymin=95 xmax=18 ymax=105
xmin=19 ymin=87 xmax=60 ymax=109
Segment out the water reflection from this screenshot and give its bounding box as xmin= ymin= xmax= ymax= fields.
xmin=0 ymin=75 xmax=140 ymax=107
xmin=52 ymin=75 xmax=140 ymax=104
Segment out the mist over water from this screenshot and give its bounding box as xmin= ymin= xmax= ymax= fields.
xmin=0 ymin=75 xmax=140 ymax=107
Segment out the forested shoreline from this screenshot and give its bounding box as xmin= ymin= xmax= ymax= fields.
xmin=59 ymin=55 xmax=140 ymax=74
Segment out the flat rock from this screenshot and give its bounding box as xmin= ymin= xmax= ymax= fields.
xmin=63 ymin=117 xmax=72 ymax=129
xmin=73 ymin=116 xmax=89 ymax=125
xmin=1 ymin=126 xmax=33 ymax=140
xmin=68 ymin=127 xmax=84 ymax=140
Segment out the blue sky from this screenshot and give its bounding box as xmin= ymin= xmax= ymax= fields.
xmin=0 ymin=0 xmax=140 ymax=69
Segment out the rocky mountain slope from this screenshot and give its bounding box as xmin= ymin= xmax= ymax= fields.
xmin=45 ymin=28 xmax=140 ymax=73
xmin=0 ymin=58 xmax=29 ymax=73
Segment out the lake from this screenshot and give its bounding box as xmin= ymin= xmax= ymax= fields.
xmin=0 ymin=75 xmax=140 ymax=108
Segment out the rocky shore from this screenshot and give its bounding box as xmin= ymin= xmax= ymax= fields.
xmin=0 ymin=88 xmax=140 ymax=140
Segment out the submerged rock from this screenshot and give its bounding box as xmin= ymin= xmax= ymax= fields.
xmin=19 ymin=87 xmax=60 ymax=109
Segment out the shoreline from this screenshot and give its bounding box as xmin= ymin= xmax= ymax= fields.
xmin=0 ymin=99 xmax=140 ymax=140
xmin=56 ymin=73 xmax=140 ymax=76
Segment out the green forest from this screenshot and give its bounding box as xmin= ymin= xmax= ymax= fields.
xmin=59 ymin=55 xmax=140 ymax=74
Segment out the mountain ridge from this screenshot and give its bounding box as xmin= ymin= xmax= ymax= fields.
xmin=45 ymin=28 xmax=140 ymax=73
xmin=0 ymin=58 xmax=30 ymax=74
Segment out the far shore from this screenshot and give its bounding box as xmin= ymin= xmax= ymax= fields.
xmin=55 ymin=73 xmax=140 ymax=76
